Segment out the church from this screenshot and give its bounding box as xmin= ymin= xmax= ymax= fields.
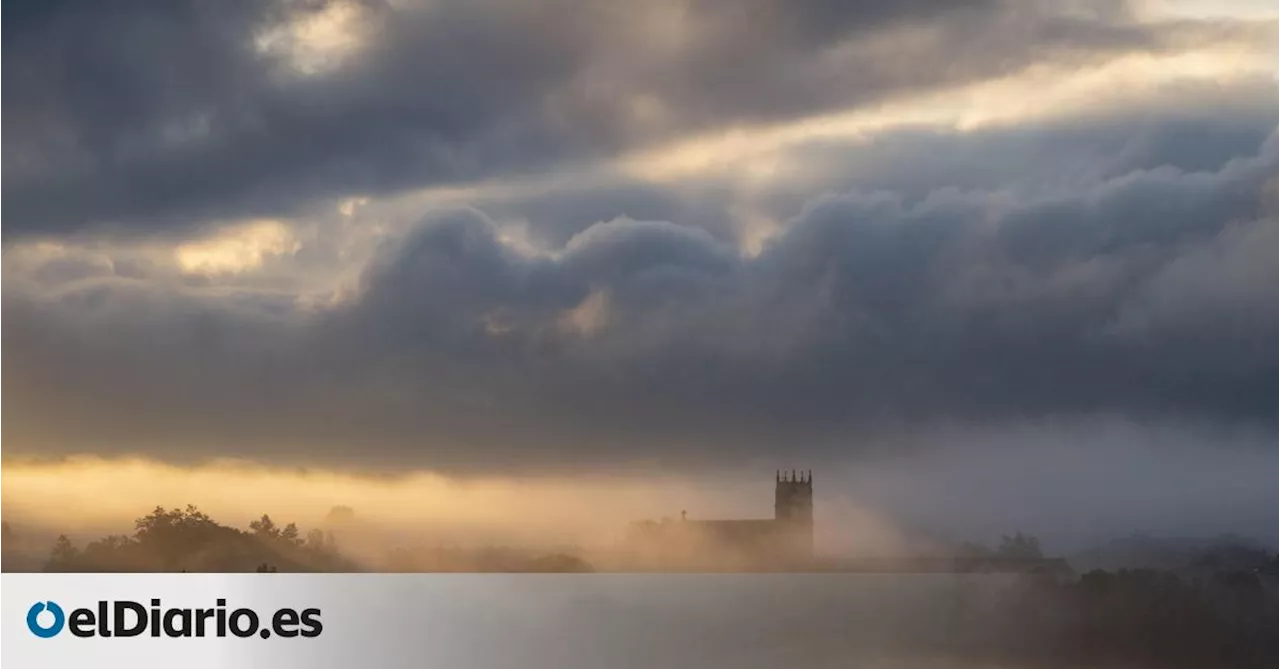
xmin=624 ymin=471 xmax=814 ymax=569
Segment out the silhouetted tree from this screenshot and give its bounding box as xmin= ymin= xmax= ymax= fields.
xmin=249 ymin=514 xmax=280 ymax=539
xmin=81 ymin=535 xmax=136 ymax=572
xmin=46 ymin=535 xmax=79 ymax=572
xmin=306 ymin=528 xmax=340 ymax=554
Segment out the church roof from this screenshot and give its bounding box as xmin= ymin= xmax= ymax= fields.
xmin=683 ymin=519 xmax=780 ymax=542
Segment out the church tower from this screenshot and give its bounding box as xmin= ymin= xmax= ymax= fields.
xmin=774 ymin=470 xmax=814 ymax=558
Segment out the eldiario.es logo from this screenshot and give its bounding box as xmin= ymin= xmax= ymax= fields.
xmin=27 ymin=599 xmax=322 ymax=639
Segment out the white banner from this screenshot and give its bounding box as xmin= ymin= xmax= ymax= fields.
xmin=3 ymin=573 xmax=1022 ymax=668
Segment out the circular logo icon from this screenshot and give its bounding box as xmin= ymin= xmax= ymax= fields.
xmin=27 ymin=601 xmax=65 ymax=638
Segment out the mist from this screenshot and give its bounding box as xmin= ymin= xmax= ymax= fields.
xmin=5 ymin=415 xmax=1274 ymax=571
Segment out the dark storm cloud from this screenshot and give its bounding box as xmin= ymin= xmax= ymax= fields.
xmin=3 ymin=0 xmax=595 ymax=237
xmin=4 ymin=132 xmax=1275 ymax=468
xmin=3 ymin=0 xmax=1249 ymax=238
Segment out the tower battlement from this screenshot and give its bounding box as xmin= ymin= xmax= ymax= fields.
xmin=774 ymin=469 xmax=814 ymax=557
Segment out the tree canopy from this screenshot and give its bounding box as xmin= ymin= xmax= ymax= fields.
xmin=45 ymin=505 xmax=353 ymax=573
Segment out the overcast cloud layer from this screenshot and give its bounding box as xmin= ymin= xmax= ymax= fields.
xmin=3 ymin=0 xmax=1277 ymax=498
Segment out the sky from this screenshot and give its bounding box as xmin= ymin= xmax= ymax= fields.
xmin=2 ymin=0 xmax=1277 ymax=552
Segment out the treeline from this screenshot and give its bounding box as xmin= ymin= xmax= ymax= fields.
xmin=42 ymin=505 xmax=357 ymax=573
xmin=28 ymin=505 xmax=595 ymax=573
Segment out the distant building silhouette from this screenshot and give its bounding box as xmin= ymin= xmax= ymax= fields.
xmin=625 ymin=470 xmax=814 ymax=567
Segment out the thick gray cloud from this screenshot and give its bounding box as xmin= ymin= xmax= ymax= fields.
xmin=4 ymin=0 xmax=1260 ymax=237
xmin=2 ymin=0 xmax=1276 ymax=510
xmin=3 ymin=0 xmax=594 ymax=236
xmin=4 ymin=131 xmax=1274 ymax=469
